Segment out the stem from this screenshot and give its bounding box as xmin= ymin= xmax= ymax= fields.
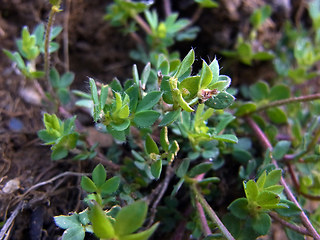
xmin=163 ymin=0 xmax=172 ymax=17
xmin=191 ymin=184 xmax=235 ymax=240
xmin=63 ymin=0 xmax=71 ymax=72
xmin=256 ymin=93 xmax=320 ymax=112
xmin=132 ymin=14 xmax=152 ymax=35
xmin=44 ymin=5 xmax=60 ymax=84
xmin=269 ymin=212 xmax=311 ymax=236
xmin=246 ymin=117 xmax=320 ymax=240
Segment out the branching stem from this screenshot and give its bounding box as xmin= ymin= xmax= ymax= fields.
xmin=191 ymin=183 xmax=235 ymax=240
xmin=256 ymin=93 xmax=320 ymax=112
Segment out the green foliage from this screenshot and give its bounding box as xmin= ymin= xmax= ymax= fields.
xmin=227 ymin=170 xmax=295 ymax=238
xmin=37 ymin=113 xmax=79 ymax=160
xmin=3 ymin=23 xmax=61 ymax=79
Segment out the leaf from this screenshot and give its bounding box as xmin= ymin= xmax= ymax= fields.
xmin=100 ymin=176 xmax=120 ymax=195
xmin=178 ymin=76 xmax=200 ymax=101
xmin=275 ymin=199 xmax=301 ymax=217
xmin=244 ymin=180 xmax=258 ymax=202
xmin=159 ymin=109 xmax=181 ymax=127
xmin=195 ymin=0 xmax=218 ymax=8
xmin=126 ymin=84 xmax=139 ymax=112
xmin=119 ymin=222 xmax=159 ymax=240
xmin=272 ymin=141 xmax=291 ymax=161
xmin=57 ymin=88 xmax=71 ymax=105
xmin=188 ymin=162 xmax=212 ymax=178
xmin=110 ymin=119 xmax=130 ymax=131
xmin=228 ymin=198 xmax=249 ymax=219
xmin=213 ymin=134 xmax=238 ymax=143
xmin=266 ymin=107 xmax=287 ymax=124
xmin=176 ymin=158 xmax=190 ymax=178
xmin=235 ymin=103 xmax=257 ymax=116
xmin=199 ymin=60 xmax=213 ymax=89
xmin=249 ymin=81 xmax=269 ymax=101
xmin=151 ymin=159 xmax=162 ymax=179
xmin=54 ymin=214 xmax=81 ymax=229
xmin=110 ymin=78 xmax=123 ymax=92
xmin=256 ymin=171 xmax=266 ymax=189
xmin=141 ymin=62 xmax=151 ymax=89
xmin=61 ymin=226 xmax=85 ymax=240
xmin=114 ymin=201 xmax=148 ymax=236
xmin=51 ymin=146 xmax=68 ymax=160
xmin=81 ymin=176 xmax=97 ymax=193
xmin=60 ymin=72 xmax=75 ymax=88
xmin=208 ymin=75 xmax=231 ymax=91
xmin=37 ymin=129 xmax=58 ymax=143
xmin=264 ymin=169 xmax=282 ymax=188
xmin=49 ymin=68 xmax=60 ymax=88
xmin=136 ymin=91 xmax=162 ymax=112
xmin=89 ymin=203 xmax=115 ymax=239
xmin=145 ymin=135 xmax=159 ymax=154
xmin=269 ymin=84 xmax=290 ymax=101
xmin=252 ymin=212 xmax=271 ymax=235
xmin=133 ymin=110 xmax=160 ymax=128
xmin=205 ymin=92 xmax=235 ymax=109
xmin=92 ymin=164 xmax=107 ymax=188
xmin=256 ymin=191 xmax=280 ymax=207
xmin=174 ymin=49 xmax=195 ymax=78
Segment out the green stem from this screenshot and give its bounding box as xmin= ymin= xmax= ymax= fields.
xmin=191 ymin=183 xmax=235 ymax=240
xmin=255 ymin=93 xmax=320 ymax=112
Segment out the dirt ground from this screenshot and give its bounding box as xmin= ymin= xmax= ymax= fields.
xmin=0 ymin=0 xmax=308 ymax=239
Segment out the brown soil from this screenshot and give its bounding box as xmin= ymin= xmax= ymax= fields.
xmin=0 ymin=0 xmax=306 ymax=239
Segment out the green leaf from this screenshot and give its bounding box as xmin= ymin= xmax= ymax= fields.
xmin=51 ymin=146 xmax=68 ymax=160
xmin=264 ymin=169 xmax=282 ymax=188
xmin=57 ymin=88 xmax=71 ymax=105
xmin=176 ymin=159 xmax=190 ymax=178
xmin=244 ymin=180 xmax=258 ymax=202
xmin=205 ymin=92 xmax=235 ymax=109
xmin=188 ymin=162 xmax=212 ymax=178
xmin=100 ymin=176 xmax=120 ymax=195
xmin=141 ymin=62 xmax=151 ymax=89
xmin=133 ymin=110 xmax=160 ymax=128
xmin=213 ymin=134 xmax=238 ymax=143
xmin=174 ymin=49 xmax=195 ymax=78
xmin=119 ymin=222 xmax=159 ymax=240
xmin=199 ymin=60 xmax=213 ymax=89
xmin=272 ymin=141 xmax=291 ymax=161
xmin=110 ymin=78 xmax=123 ymax=92
xmin=110 ymin=119 xmax=130 ymax=131
xmin=136 ymin=91 xmax=162 ymax=112
xmin=37 ymin=129 xmax=58 ymax=143
xmin=249 ymin=81 xmax=269 ymax=101
xmin=132 ymin=64 xmax=139 ymax=86
xmin=264 ymin=185 xmax=284 ymax=194
xmin=209 ymin=57 xmax=219 ymax=84
xmin=151 ymin=160 xmax=162 ymax=179
xmin=126 ymin=84 xmax=139 ymax=112
xmin=145 ymin=135 xmax=159 ymax=154
xmin=49 ymin=68 xmax=60 ymax=88
xmin=60 ymin=72 xmax=75 ymax=88
xmin=252 ymin=212 xmax=271 ymax=235
xmin=269 ymin=84 xmax=290 ymax=101
xmin=179 ymin=76 xmax=200 ymax=101
xmin=61 ymin=226 xmax=85 ymax=240
xmin=159 ymin=109 xmax=181 ymax=127
xmin=81 ymin=176 xmax=97 ymax=193
xmin=54 ymin=214 xmax=81 ymax=229
xmin=209 ymin=75 xmax=231 ymax=91
xmin=266 ymin=107 xmax=287 ymax=124
xmin=114 ymin=201 xmax=148 ymax=236
xmin=89 ymin=203 xmax=115 ymax=239
xmin=275 ymin=199 xmax=301 ymax=217
xmin=92 ymin=164 xmax=107 ymax=187
xmin=100 ymin=85 xmax=109 ymax=110
xmin=195 ymin=0 xmax=219 ymax=8
xmin=235 ymin=103 xmax=257 ymax=116
xmin=256 ymin=191 xmax=280 ymax=207
xmin=256 ymin=171 xmax=266 ymax=189
xmin=228 ymin=198 xmax=249 ymax=219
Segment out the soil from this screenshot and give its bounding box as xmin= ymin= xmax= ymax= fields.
xmin=0 ymin=0 xmax=308 ymax=239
